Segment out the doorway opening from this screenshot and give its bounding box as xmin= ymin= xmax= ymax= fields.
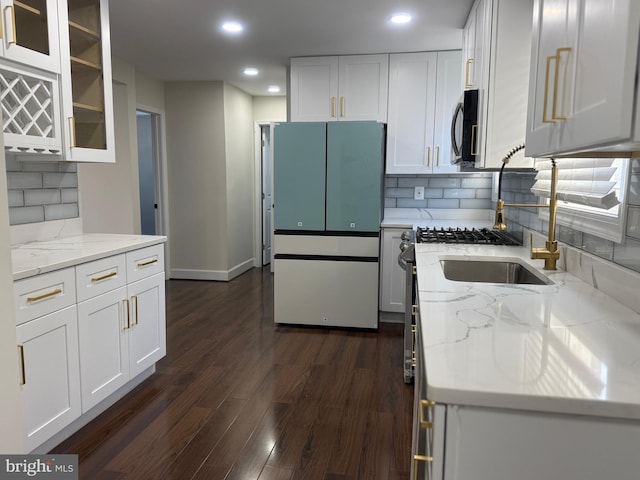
xmin=260 ymin=124 xmax=272 ymax=266
xmin=136 ymin=110 xmax=162 ymax=236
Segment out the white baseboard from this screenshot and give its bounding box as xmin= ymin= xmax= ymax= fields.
xmin=171 ymin=258 xmax=255 ymax=282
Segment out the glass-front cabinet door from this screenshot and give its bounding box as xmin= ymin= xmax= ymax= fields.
xmin=58 ymin=0 xmax=114 ymax=162
xmin=0 ymin=0 xmax=60 ymax=72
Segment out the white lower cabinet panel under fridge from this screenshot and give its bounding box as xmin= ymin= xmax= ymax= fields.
xmin=274 ymin=257 xmax=379 ymax=329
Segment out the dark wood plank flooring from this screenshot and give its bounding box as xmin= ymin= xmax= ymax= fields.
xmin=54 ymin=267 xmax=413 ymax=480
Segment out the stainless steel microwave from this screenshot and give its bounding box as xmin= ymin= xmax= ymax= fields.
xmin=451 ymin=89 xmax=478 ymax=165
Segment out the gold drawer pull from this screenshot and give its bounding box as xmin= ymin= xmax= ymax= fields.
xmin=465 ymin=58 xmax=473 ymax=87
xmin=419 ymin=399 xmax=435 ymax=429
xmin=413 ymin=455 xmax=433 ymax=480
xmin=91 ymin=271 xmax=117 ymax=283
xmin=27 ymin=288 xmax=62 ymax=303
xmin=18 ymin=344 xmax=26 ymax=385
xmin=137 ymin=258 xmax=158 ymax=267
xmin=131 ymin=295 xmax=139 ymax=326
xmin=123 ymin=299 xmax=130 ymax=330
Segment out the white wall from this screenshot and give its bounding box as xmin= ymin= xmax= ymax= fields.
xmin=0 ymin=122 xmax=25 ymax=452
xmin=78 ymin=58 xmax=140 ymax=234
xmin=224 ymin=84 xmax=255 ymax=274
xmin=253 ymin=96 xmax=287 ymax=123
xmin=165 ymin=82 xmax=229 ymax=277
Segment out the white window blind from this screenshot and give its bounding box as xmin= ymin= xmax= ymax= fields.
xmin=531 ymin=158 xmax=620 ymax=209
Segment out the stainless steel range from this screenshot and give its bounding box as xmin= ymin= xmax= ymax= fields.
xmin=398 ymin=227 xmax=521 ymax=383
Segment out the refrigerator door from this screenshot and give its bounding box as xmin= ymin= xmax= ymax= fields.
xmin=326 ymin=122 xmax=384 ymax=232
xmin=273 ymin=122 xmax=327 ymax=231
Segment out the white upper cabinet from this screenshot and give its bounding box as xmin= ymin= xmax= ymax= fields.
xmin=386 ymin=51 xmax=461 ymax=174
xmin=526 ymin=0 xmax=640 ymax=157
xmin=0 ymin=0 xmax=115 ymax=162
xmin=289 ymin=54 xmax=388 ymax=122
xmin=58 ymin=0 xmax=115 ymax=162
xmin=463 ymin=0 xmax=534 ymax=169
xmin=0 ymin=0 xmax=61 ymax=72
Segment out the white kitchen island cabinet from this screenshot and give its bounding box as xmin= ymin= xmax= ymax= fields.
xmin=526 ymin=0 xmax=640 ymax=157
xmin=289 ymin=55 xmax=388 ymax=123
xmin=12 ymin=234 xmax=166 ymax=453
xmin=386 ymin=51 xmax=462 ymax=174
xmin=413 ymin=241 xmax=640 ymax=479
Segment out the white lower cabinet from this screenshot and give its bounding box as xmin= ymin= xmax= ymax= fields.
xmin=14 ymin=242 xmax=166 ymax=452
xmin=127 ymin=273 xmax=166 ymax=378
xmin=379 ymin=228 xmax=406 ymax=312
xmin=77 ymin=287 xmax=129 ymax=412
xmin=77 ymin=272 xmax=165 ymax=412
xmin=16 ymin=305 xmax=81 ymax=453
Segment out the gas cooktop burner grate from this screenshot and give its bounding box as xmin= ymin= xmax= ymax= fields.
xmin=416 ymin=227 xmax=521 ymax=245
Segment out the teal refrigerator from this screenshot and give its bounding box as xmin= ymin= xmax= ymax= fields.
xmin=273 ymin=121 xmax=384 ymax=328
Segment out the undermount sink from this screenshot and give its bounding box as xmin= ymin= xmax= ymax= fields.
xmin=439 ymin=257 xmax=553 ymax=285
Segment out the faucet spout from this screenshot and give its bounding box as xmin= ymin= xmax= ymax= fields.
xmin=493 ymin=147 xmax=560 ymax=270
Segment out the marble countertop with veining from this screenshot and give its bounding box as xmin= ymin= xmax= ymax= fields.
xmin=12 ymin=234 xmax=167 ymax=280
xmin=416 ymin=243 xmax=640 ymax=420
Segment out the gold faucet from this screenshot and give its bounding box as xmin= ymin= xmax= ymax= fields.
xmin=493 ymin=147 xmax=559 ymax=270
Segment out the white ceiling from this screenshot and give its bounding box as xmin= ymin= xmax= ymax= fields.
xmin=108 ymin=0 xmax=474 ymax=97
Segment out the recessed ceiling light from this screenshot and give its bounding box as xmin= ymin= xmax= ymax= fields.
xmin=390 ymin=13 xmax=412 ymax=24
xmin=268 ymin=85 xmax=281 ymax=93
xmin=243 ymin=67 xmax=259 ymax=76
xmin=222 ymin=21 xmax=243 ymax=34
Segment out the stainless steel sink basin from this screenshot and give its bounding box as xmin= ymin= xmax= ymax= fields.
xmin=439 ymin=257 xmax=553 ymax=285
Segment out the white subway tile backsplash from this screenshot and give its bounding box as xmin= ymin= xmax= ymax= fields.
xmin=386 ymin=188 xmax=414 ymax=198
xmin=424 ymin=188 xmax=444 ymax=198
xmin=9 ymin=206 xmax=45 ymax=225
xmin=444 ymin=189 xmax=476 ymax=199
xmin=427 ymin=198 xmax=459 ymax=208
xmin=385 ymin=177 xmax=398 ymax=188
xmin=61 ymin=189 xmax=79 ymax=204
xmin=7 ymin=190 xmax=24 ymax=207
xmin=613 ymin=237 xmax=640 ymax=272
xmin=459 ymin=198 xmax=492 ymax=209
xmin=43 ymin=172 xmax=78 ymax=188
xmin=428 ymin=177 xmax=461 ymax=188
xmin=7 ymin=172 xmax=43 ymax=190
xmin=397 ymin=177 xmax=426 ymax=188
xmin=461 ymin=177 xmax=493 ymax=189
xmin=397 ymin=198 xmax=428 ymax=208
xmin=6 ymin=161 xmax=80 ymax=226
xmin=582 ymin=233 xmax=614 ymax=260
xmin=24 ymin=189 xmax=62 ymax=206
xmin=628 ymin=172 xmax=640 ymax=206
xmin=626 ymin=206 xmax=640 ymax=240
xmin=44 ymin=203 xmax=79 ymax=221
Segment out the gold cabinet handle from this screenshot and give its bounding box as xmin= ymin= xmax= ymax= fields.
xmin=419 ymin=399 xmax=435 ymax=429
xmin=465 ymin=58 xmax=474 ymax=87
xmin=69 ymin=117 xmax=76 ymax=147
xmin=27 ymin=288 xmax=62 ymax=303
xmin=413 ymin=455 xmax=433 ymax=480
xmin=91 ymin=271 xmax=117 ymax=283
xmin=18 ymin=344 xmax=26 ymax=385
xmin=435 ymin=146 xmax=440 ymax=166
xmin=331 ymin=97 xmax=336 ymax=118
xmin=123 ymin=299 xmax=130 ymax=330
xmin=131 ymin=295 xmax=139 ymax=326
xmin=4 ymin=5 xmax=16 ymax=45
xmin=552 ymin=47 xmax=571 ymax=121
xmin=470 ymin=124 xmax=478 ymax=156
xmin=426 ymin=146 xmax=431 ymax=167
xmin=542 ymin=54 xmax=557 ymax=124
xmin=340 ymin=96 xmax=344 ymax=117
xmin=137 ymin=258 xmax=158 ymax=267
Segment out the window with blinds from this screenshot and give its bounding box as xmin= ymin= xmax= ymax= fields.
xmin=531 ymin=158 xmax=630 ymax=243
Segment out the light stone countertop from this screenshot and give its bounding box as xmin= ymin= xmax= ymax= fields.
xmin=416 ymin=242 xmax=640 ymax=420
xmin=12 ymin=234 xmax=167 ymax=280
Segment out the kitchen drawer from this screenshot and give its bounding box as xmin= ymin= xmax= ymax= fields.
xmin=126 ymin=244 xmax=165 ymax=284
xmin=75 ymin=254 xmax=127 ymax=303
xmin=14 ymin=268 xmax=76 ymax=325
